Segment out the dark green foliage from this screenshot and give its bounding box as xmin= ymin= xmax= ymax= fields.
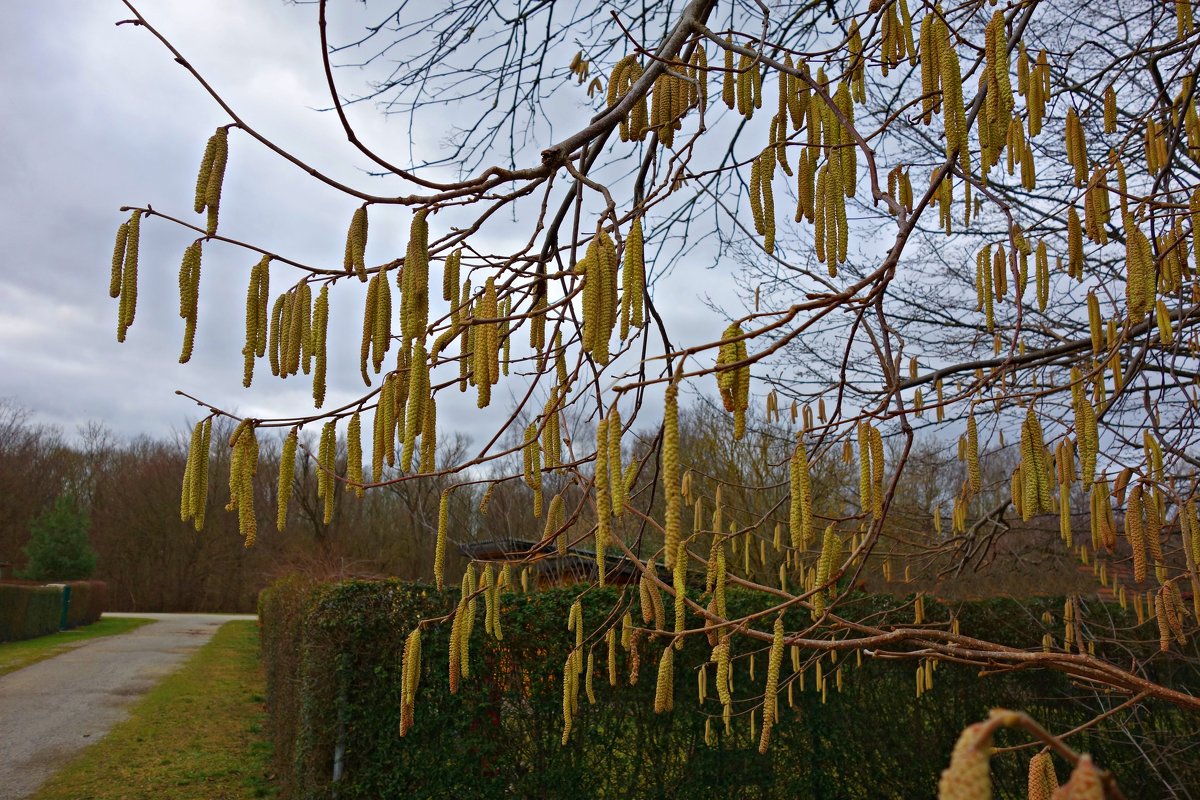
xmin=0 ymin=584 xmax=64 ymax=642
xmin=18 ymin=494 xmax=97 ymax=581
xmin=64 ymin=580 xmax=108 ymax=627
xmin=259 ymin=579 xmax=1200 ymax=800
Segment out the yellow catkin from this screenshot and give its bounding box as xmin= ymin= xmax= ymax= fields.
xmin=663 ymin=381 xmax=681 ymax=569
xmin=434 ymin=488 xmax=450 ymax=590
xmin=595 ymin=417 xmax=610 ymax=586
xmin=812 ymin=524 xmax=839 ymax=617
xmin=790 ymin=437 xmax=813 ymax=549
xmin=317 ymin=420 xmax=336 ymax=525
xmin=344 ymin=411 xmax=363 ymax=498
xmin=673 ymin=541 xmax=687 ymax=642
xmin=448 ymin=602 xmax=463 ymax=694
xmin=938 ymin=722 xmax=993 ymax=799
xmin=1068 ymin=206 xmax=1084 ymax=280
xmin=653 ymin=646 xmax=674 ymax=713
xmin=857 ymin=422 xmax=873 ymax=515
xmin=758 ymin=616 xmax=785 ymax=753
xmin=621 ymin=217 xmax=645 ymax=339
xmin=109 ymin=220 xmax=129 ymax=300
xmin=541 ymin=491 xmax=566 ymax=555
xmin=608 ymin=405 xmax=624 ymax=517
xmin=1126 ymin=483 xmax=1148 ymax=583
xmin=869 ymin=425 xmax=884 ymax=519
xmin=196 ymin=127 xmax=228 ymax=236
xmin=402 ymin=211 xmax=431 ymax=348
xmin=966 ymin=414 xmax=981 ymax=495
xmin=401 ymin=340 xmax=430 ymax=472
xmin=1124 ymin=215 xmax=1153 ymax=321
xmin=345 ymin=206 xmax=369 ymax=281
xmin=276 ymin=427 xmax=298 ymax=531
xmin=179 ymin=241 xmax=203 ymax=365
xmin=399 ymin=626 xmax=422 ymax=736
xmin=115 ymin=210 xmax=142 ymax=342
xmin=1056 ymin=755 xmax=1103 ymax=800
xmin=230 ymin=423 xmax=258 ymax=547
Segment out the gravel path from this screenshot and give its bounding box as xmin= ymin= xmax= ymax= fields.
xmin=0 ymin=613 xmax=255 ymax=800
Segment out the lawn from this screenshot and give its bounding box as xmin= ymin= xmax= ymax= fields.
xmin=0 ymin=616 xmax=155 ymax=677
xmin=32 ymin=620 xmax=275 ymax=800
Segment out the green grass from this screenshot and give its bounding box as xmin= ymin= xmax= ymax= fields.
xmin=32 ymin=620 xmax=276 ymax=800
xmin=0 ymin=616 xmax=155 ymax=677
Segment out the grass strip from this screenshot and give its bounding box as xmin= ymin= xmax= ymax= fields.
xmin=0 ymin=616 xmax=154 ymax=677
xmin=32 ymin=620 xmax=275 ymax=800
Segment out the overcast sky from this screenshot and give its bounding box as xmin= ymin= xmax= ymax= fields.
xmin=0 ymin=2 xmax=739 ymax=446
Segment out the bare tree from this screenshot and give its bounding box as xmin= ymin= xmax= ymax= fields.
xmin=105 ymin=0 xmax=1200 ymax=791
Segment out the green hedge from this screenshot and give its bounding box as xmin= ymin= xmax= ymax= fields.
xmin=64 ymin=580 xmax=107 ymax=628
xmin=0 ymin=583 xmax=65 ymax=642
xmin=259 ymin=579 xmax=1200 ymax=799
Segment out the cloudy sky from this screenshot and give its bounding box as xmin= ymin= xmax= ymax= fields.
xmin=0 ymin=2 xmax=739 ymax=445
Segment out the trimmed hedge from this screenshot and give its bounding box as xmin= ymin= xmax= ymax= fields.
xmin=0 ymin=583 xmax=64 ymax=642
xmin=64 ymin=580 xmax=108 ymax=628
xmin=260 ymin=579 xmax=1200 ymax=799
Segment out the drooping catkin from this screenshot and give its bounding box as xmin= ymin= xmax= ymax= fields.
xmin=663 ymin=381 xmax=681 ymax=569
xmin=179 ymin=241 xmax=203 ymax=364
xmin=433 ymin=488 xmax=451 ymax=590
xmin=858 ymin=422 xmax=872 ymax=514
xmin=621 ymin=217 xmax=645 ymax=339
xmin=790 ymin=437 xmax=813 ymax=549
xmin=560 ymin=653 xmax=575 ymax=745
xmin=399 ymin=626 xmax=422 ymax=736
xmin=1126 ymin=483 xmax=1148 ymax=583
xmin=109 ymin=221 xmax=129 ymax=300
xmin=402 ymin=210 xmax=431 ymax=346
xmin=419 ymin=395 xmax=437 ymax=473
xmin=607 ymin=405 xmax=624 ymax=517
xmin=227 ymin=422 xmax=258 ymax=547
xmin=318 ymin=420 xmax=337 ymax=525
xmin=344 ymin=411 xmax=363 ymax=499
xmin=758 ymin=616 xmax=785 ymax=754
xmin=401 ymin=340 xmax=430 ymax=472
xmin=192 ymin=128 xmax=228 ymax=234
xmin=181 ymin=418 xmax=213 ymax=530
xmin=966 ymin=414 xmax=981 ymax=496
xmin=1124 ymin=216 xmax=1154 ymax=322
xmin=654 ymin=645 xmax=675 ymax=713
xmin=545 ymin=492 xmax=567 ymax=555
xmin=868 ymin=424 xmax=884 ymax=519
xmin=937 ymin=722 xmax=993 ymax=799
xmin=312 ymin=285 xmax=329 ymax=407
xmin=344 ymin=205 xmax=369 ymax=281
xmin=716 ymin=323 xmax=751 ymax=439
xmin=276 ymin=427 xmax=297 ymax=531
xmin=812 ymin=524 xmax=839 ymax=617
xmin=673 ymin=541 xmax=687 ymax=641
xmin=115 ymin=210 xmax=142 ymax=342
xmin=594 ymin=416 xmax=610 ymax=586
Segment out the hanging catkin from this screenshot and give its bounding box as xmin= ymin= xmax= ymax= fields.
xmin=937 ymin=722 xmax=993 ymax=799
xmin=660 ymin=381 xmax=680 ymax=568
xmin=790 ymin=437 xmax=813 ymax=549
xmin=194 ymin=127 xmax=228 ymax=236
xmin=758 ymin=616 xmax=785 ymax=753
xmin=115 ymin=210 xmax=142 ymax=342
xmin=399 ymin=626 xmax=422 ymax=736
xmin=402 ymin=210 xmax=431 ymax=346
xmin=344 ymin=206 xmax=369 ymax=281
xmin=621 ymin=217 xmax=645 ymax=339
xmin=276 ymin=427 xmax=297 ymax=531
xmin=653 ymin=646 xmax=674 ymax=713
xmin=716 ymin=323 xmax=751 ymax=439
xmin=179 ymin=241 xmax=203 ymax=364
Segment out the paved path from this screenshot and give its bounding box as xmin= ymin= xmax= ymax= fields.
xmin=0 ymin=613 xmax=256 ymax=800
